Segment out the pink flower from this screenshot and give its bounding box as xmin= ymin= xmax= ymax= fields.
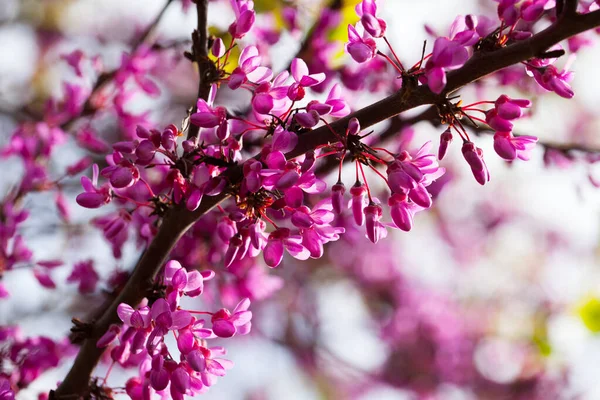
xmin=438 ymin=129 xmax=453 ymax=160
xmin=66 ymin=260 xmax=99 ymax=294
xmin=355 ymin=0 xmax=387 ymax=38
xmin=252 ymin=71 xmax=290 ymax=115
xmin=287 ymin=58 xmax=326 ymax=100
xmin=228 ymin=46 xmax=273 ymax=90
xmin=423 ymin=37 xmax=469 ymax=94
xmin=530 ymin=63 xmax=575 ymax=99
xmin=263 ymin=228 xmax=310 ymax=267
xmin=497 ymin=0 xmax=520 ymax=25
xmin=364 ymin=203 xmax=387 ymax=243
xmin=521 ymin=0 xmax=551 ymax=22
xmin=493 ymin=131 xmax=538 ymax=161
xmin=190 ymin=99 xmax=227 ymax=129
xmin=101 ymin=152 xmax=140 ymax=189
xmin=211 ymin=298 xmax=252 ymax=338
xmin=229 ymin=0 xmax=255 ymax=38
xmin=61 ymin=49 xmax=85 ymax=77
xmin=346 ymin=25 xmax=377 ymax=63
xmin=331 ymin=182 xmax=346 ymax=214
xmin=76 ymin=164 xmax=112 ymax=209
xmin=494 ymin=94 xmax=532 ymax=120
xmin=386 ymin=141 xmax=444 ymax=208
xmin=163 ymin=260 xmax=214 ymax=299
xmin=462 ymin=141 xmax=490 ymax=185
xmin=388 ymin=193 xmax=423 ymax=232
xmin=350 ymin=183 xmax=368 ymax=226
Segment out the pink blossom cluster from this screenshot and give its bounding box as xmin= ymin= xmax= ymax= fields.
xmin=0 ymin=327 xmax=72 ymax=390
xmin=96 ymin=260 xmax=251 ymax=398
xmin=1 ymin=0 xmax=598 ymax=398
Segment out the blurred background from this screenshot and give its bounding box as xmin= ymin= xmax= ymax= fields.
xmin=2 ymin=0 xmax=600 ymax=399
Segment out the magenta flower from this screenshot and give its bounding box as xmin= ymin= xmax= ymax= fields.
xmin=61 ymin=49 xmax=85 ymax=77
xmin=355 ymin=0 xmax=387 ymax=38
xmin=497 ymin=0 xmax=520 ymax=25
xmin=66 ymin=260 xmax=99 ymax=294
xmin=76 ymin=164 xmax=112 ymax=209
xmin=494 ymin=94 xmax=532 ymax=120
xmin=229 ymin=0 xmax=255 ymax=38
xmin=287 ymin=58 xmax=326 ymax=100
xmin=252 ymin=71 xmax=290 ymax=115
xmin=438 ymin=129 xmax=453 ymax=160
xmin=331 ymin=182 xmax=346 ymax=214
xmin=386 ymin=141 xmax=444 ymax=208
xmin=350 ymin=183 xmax=368 ymax=226
xmin=163 ymin=260 xmax=214 ymax=299
xmin=97 ymin=324 xmax=121 ymax=348
xmin=486 ymin=94 xmax=531 ymax=131
xmin=346 ymin=25 xmax=377 ymax=63
xmin=211 ymin=298 xmax=252 ymax=338
xmin=462 ymin=141 xmax=490 ymax=185
xmin=364 ymin=203 xmax=387 ymax=243
xmin=291 ymin=202 xmax=344 ymax=258
xmin=493 ymin=131 xmax=538 ymax=161
xmin=115 ymin=48 xmax=160 ymax=97
xmin=423 ymin=37 xmax=469 ymax=94
xmin=263 ymin=228 xmax=310 ymax=267
xmin=190 ymin=99 xmax=227 ymax=129
xmin=521 ymin=0 xmax=551 ymax=22
xmin=228 ymin=46 xmax=272 ymax=90
xmin=388 ymin=193 xmax=423 ymax=232
xmin=529 ymin=63 xmax=575 ymax=99
xmin=324 ymin=84 xmax=351 ymax=117
xmin=101 ymin=152 xmax=140 ymax=189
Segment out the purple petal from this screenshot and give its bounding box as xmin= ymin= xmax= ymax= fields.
xmin=263 ymin=239 xmax=284 ymax=267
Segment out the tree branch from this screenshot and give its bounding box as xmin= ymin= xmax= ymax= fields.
xmin=187 ymin=0 xmax=213 ymax=140
xmin=53 ymin=8 xmax=600 ymax=398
